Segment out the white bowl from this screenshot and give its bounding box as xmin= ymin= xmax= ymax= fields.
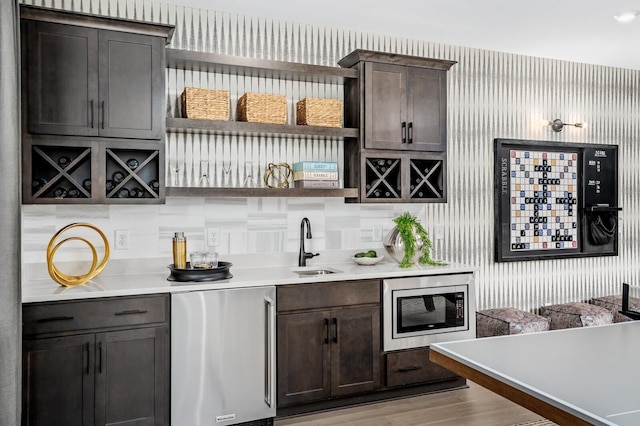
xmin=350 ymin=255 xmax=384 ymax=265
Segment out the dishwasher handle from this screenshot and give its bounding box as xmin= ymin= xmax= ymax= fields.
xmin=264 ymin=295 xmax=275 ymax=408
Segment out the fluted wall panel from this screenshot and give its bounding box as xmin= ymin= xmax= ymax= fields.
xmin=20 ymin=0 xmax=640 ymax=312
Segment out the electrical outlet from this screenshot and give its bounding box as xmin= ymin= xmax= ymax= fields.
xmin=114 ymin=230 xmax=129 ymax=250
xmin=434 ymin=224 xmax=444 ymax=240
xmin=373 ymin=225 xmax=383 ymax=242
xmin=206 ymin=227 xmax=219 ymax=247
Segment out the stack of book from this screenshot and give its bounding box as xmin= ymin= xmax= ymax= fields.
xmin=292 ymin=161 xmax=339 ymax=189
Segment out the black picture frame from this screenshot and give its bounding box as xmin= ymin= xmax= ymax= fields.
xmin=494 ymin=138 xmax=619 ymax=262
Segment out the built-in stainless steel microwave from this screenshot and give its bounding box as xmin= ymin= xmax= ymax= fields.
xmin=383 ymin=273 xmax=476 ymax=351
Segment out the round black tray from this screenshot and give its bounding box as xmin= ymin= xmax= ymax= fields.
xmin=167 ymin=261 xmax=233 ymax=283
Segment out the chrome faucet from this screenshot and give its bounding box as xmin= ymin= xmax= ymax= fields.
xmin=298 ymin=217 xmax=319 ymax=267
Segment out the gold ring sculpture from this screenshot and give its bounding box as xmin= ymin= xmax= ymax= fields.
xmin=46 ymin=223 xmax=110 ymax=287
xmin=263 ymin=162 xmax=293 ymax=188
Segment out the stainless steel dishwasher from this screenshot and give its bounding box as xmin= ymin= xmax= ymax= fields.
xmin=171 ymin=286 xmax=276 ymax=425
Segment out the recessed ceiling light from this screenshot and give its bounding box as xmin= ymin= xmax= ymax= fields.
xmin=614 ymin=10 xmax=640 ymax=23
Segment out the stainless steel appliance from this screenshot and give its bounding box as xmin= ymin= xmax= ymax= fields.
xmin=383 ymin=274 xmax=475 ymax=351
xmin=171 ymin=286 xmax=276 ymax=425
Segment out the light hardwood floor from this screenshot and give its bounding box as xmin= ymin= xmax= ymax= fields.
xmin=275 ymin=381 xmax=548 ymax=426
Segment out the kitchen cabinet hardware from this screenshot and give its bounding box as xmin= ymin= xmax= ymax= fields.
xmin=36 ymin=315 xmax=74 ymax=323
xmin=98 ymin=341 xmax=103 ymax=373
xmin=85 ymin=342 xmax=91 ymax=375
xmin=332 ymin=317 xmax=338 ymax=343
xmin=397 ymin=365 xmax=422 ymax=372
xmin=324 ymin=318 xmax=330 ymax=344
xmin=114 ymin=309 xmax=148 ymax=316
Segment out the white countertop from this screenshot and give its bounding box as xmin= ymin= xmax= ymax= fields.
xmin=22 ymin=252 xmax=475 ymax=303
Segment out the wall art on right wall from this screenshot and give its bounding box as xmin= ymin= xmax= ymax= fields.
xmin=494 ymin=138 xmax=620 ymax=262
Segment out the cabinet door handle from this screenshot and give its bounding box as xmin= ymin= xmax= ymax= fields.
xmin=332 ymin=318 xmax=338 ymax=343
xmin=90 ymin=99 xmax=94 ymax=128
xmin=101 ymin=101 xmax=105 ymax=129
xmin=401 ymin=121 xmax=407 ymax=143
xmin=85 ymin=343 xmax=90 ymax=375
xmin=114 ymin=309 xmax=148 ymax=316
xmin=324 ymin=318 xmax=329 ymax=344
xmin=98 ymin=342 xmax=103 ymax=374
xmin=398 ymin=365 xmax=422 ymax=373
xmin=408 ymin=122 xmax=413 ymax=144
xmin=36 ymin=315 xmax=74 ymax=323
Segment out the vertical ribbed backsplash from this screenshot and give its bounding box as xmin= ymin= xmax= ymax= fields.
xmin=20 ymin=0 xmax=640 ymax=312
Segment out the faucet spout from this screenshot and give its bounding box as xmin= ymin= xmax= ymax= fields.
xmin=298 ymin=217 xmax=319 ymax=267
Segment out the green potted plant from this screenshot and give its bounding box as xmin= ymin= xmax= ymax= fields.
xmin=383 ymin=212 xmax=446 ymax=268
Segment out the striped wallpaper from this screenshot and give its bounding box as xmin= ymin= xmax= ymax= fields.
xmin=20 ymin=0 xmax=640 ymax=312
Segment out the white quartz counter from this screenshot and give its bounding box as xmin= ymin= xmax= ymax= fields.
xmin=22 ymin=252 xmax=475 ymax=303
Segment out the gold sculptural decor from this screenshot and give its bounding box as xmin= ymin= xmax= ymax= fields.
xmin=46 ymin=222 xmax=110 ymax=286
xmin=263 ymin=162 xmax=293 ymax=188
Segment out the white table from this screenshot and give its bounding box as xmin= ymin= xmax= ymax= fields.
xmin=430 ymin=321 xmax=640 ymax=426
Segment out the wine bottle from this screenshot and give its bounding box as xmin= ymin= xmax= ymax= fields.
xmin=53 ymin=187 xmax=67 ymax=198
xmin=126 ymin=158 xmax=139 ymax=170
xmin=112 ymin=171 xmax=125 ymax=183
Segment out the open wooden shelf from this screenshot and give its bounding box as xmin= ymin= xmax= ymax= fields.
xmin=166 ymin=186 xmax=358 ymax=198
xmin=166 ymin=117 xmax=358 ymax=138
xmin=166 ymin=48 xmax=358 ymax=83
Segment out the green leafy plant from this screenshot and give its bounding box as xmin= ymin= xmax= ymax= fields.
xmin=393 ymin=212 xmax=446 ymax=268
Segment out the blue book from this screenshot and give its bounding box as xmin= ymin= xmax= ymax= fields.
xmin=293 ymin=161 xmax=338 ymax=172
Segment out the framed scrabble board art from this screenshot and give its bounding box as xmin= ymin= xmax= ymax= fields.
xmin=494 ymin=139 xmax=620 ymax=262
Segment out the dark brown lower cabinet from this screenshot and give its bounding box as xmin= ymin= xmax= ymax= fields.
xmin=276 ymin=281 xmax=381 ymax=408
xmin=277 ymin=306 xmax=380 ymax=406
xmin=22 ymin=295 xmax=169 ymax=426
xmin=385 ymin=347 xmax=458 ymax=388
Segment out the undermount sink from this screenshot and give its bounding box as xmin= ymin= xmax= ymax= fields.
xmin=293 ymin=267 xmax=342 ymax=276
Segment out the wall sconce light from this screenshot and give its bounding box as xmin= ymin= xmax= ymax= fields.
xmin=543 ymin=119 xmax=586 ymax=132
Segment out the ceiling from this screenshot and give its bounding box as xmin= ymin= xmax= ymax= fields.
xmin=164 ymin=0 xmax=640 ymax=70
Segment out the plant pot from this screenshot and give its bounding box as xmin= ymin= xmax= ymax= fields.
xmin=383 ymin=225 xmax=425 ymax=265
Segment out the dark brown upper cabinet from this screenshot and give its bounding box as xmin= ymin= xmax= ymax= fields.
xmin=364 ymin=63 xmax=447 ymax=151
xmin=339 ymin=50 xmax=455 ymax=203
xmin=20 ymin=5 xmax=173 ymax=204
xmin=25 ymin=21 xmax=165 ymax=140
xmin=340 ymin=50 xmax=455 ymax=153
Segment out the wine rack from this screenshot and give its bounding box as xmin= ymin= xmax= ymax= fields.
xmin=23 ymin=138 xmax=164 ymax=204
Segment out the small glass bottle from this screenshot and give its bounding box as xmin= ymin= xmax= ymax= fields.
xmin=173 ymin=232 xmax=187 ymax=269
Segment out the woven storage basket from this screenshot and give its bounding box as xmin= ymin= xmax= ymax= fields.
xmin=296 ymin=97 xmax=343 ymax=127
xmin=181 ymin=87 xmax=230 ymax=120
xmin=237 ymin=93 xmax=287 ymax=124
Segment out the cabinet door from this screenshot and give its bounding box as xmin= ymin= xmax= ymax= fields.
xmin=26 ymin=21 xmax=99 ymax=137
xmin=98 ymin=30 xmax=165 ymax=140
xmin=22 ymin=334 xmax=95 ymax=426
xmin=364 ymin=62 xmax=405 ymax=150
xmin=406 ymin=67 xmax=447 ymax=151
xmin=94 ymin=327 xmax=168 ymax=426
xmin=330 ymin=306 xmax=381 ymax=397
xmin=277 ymin=311 xmax=331 ymax=406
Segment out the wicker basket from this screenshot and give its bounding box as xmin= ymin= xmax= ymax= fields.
xmin=296 ymin=97 xmax=343 ymax=128
xmin=181 ymin=87 xmax=230 ymax=121
xmin=237 ymin=93 xmax=287 ymax=124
